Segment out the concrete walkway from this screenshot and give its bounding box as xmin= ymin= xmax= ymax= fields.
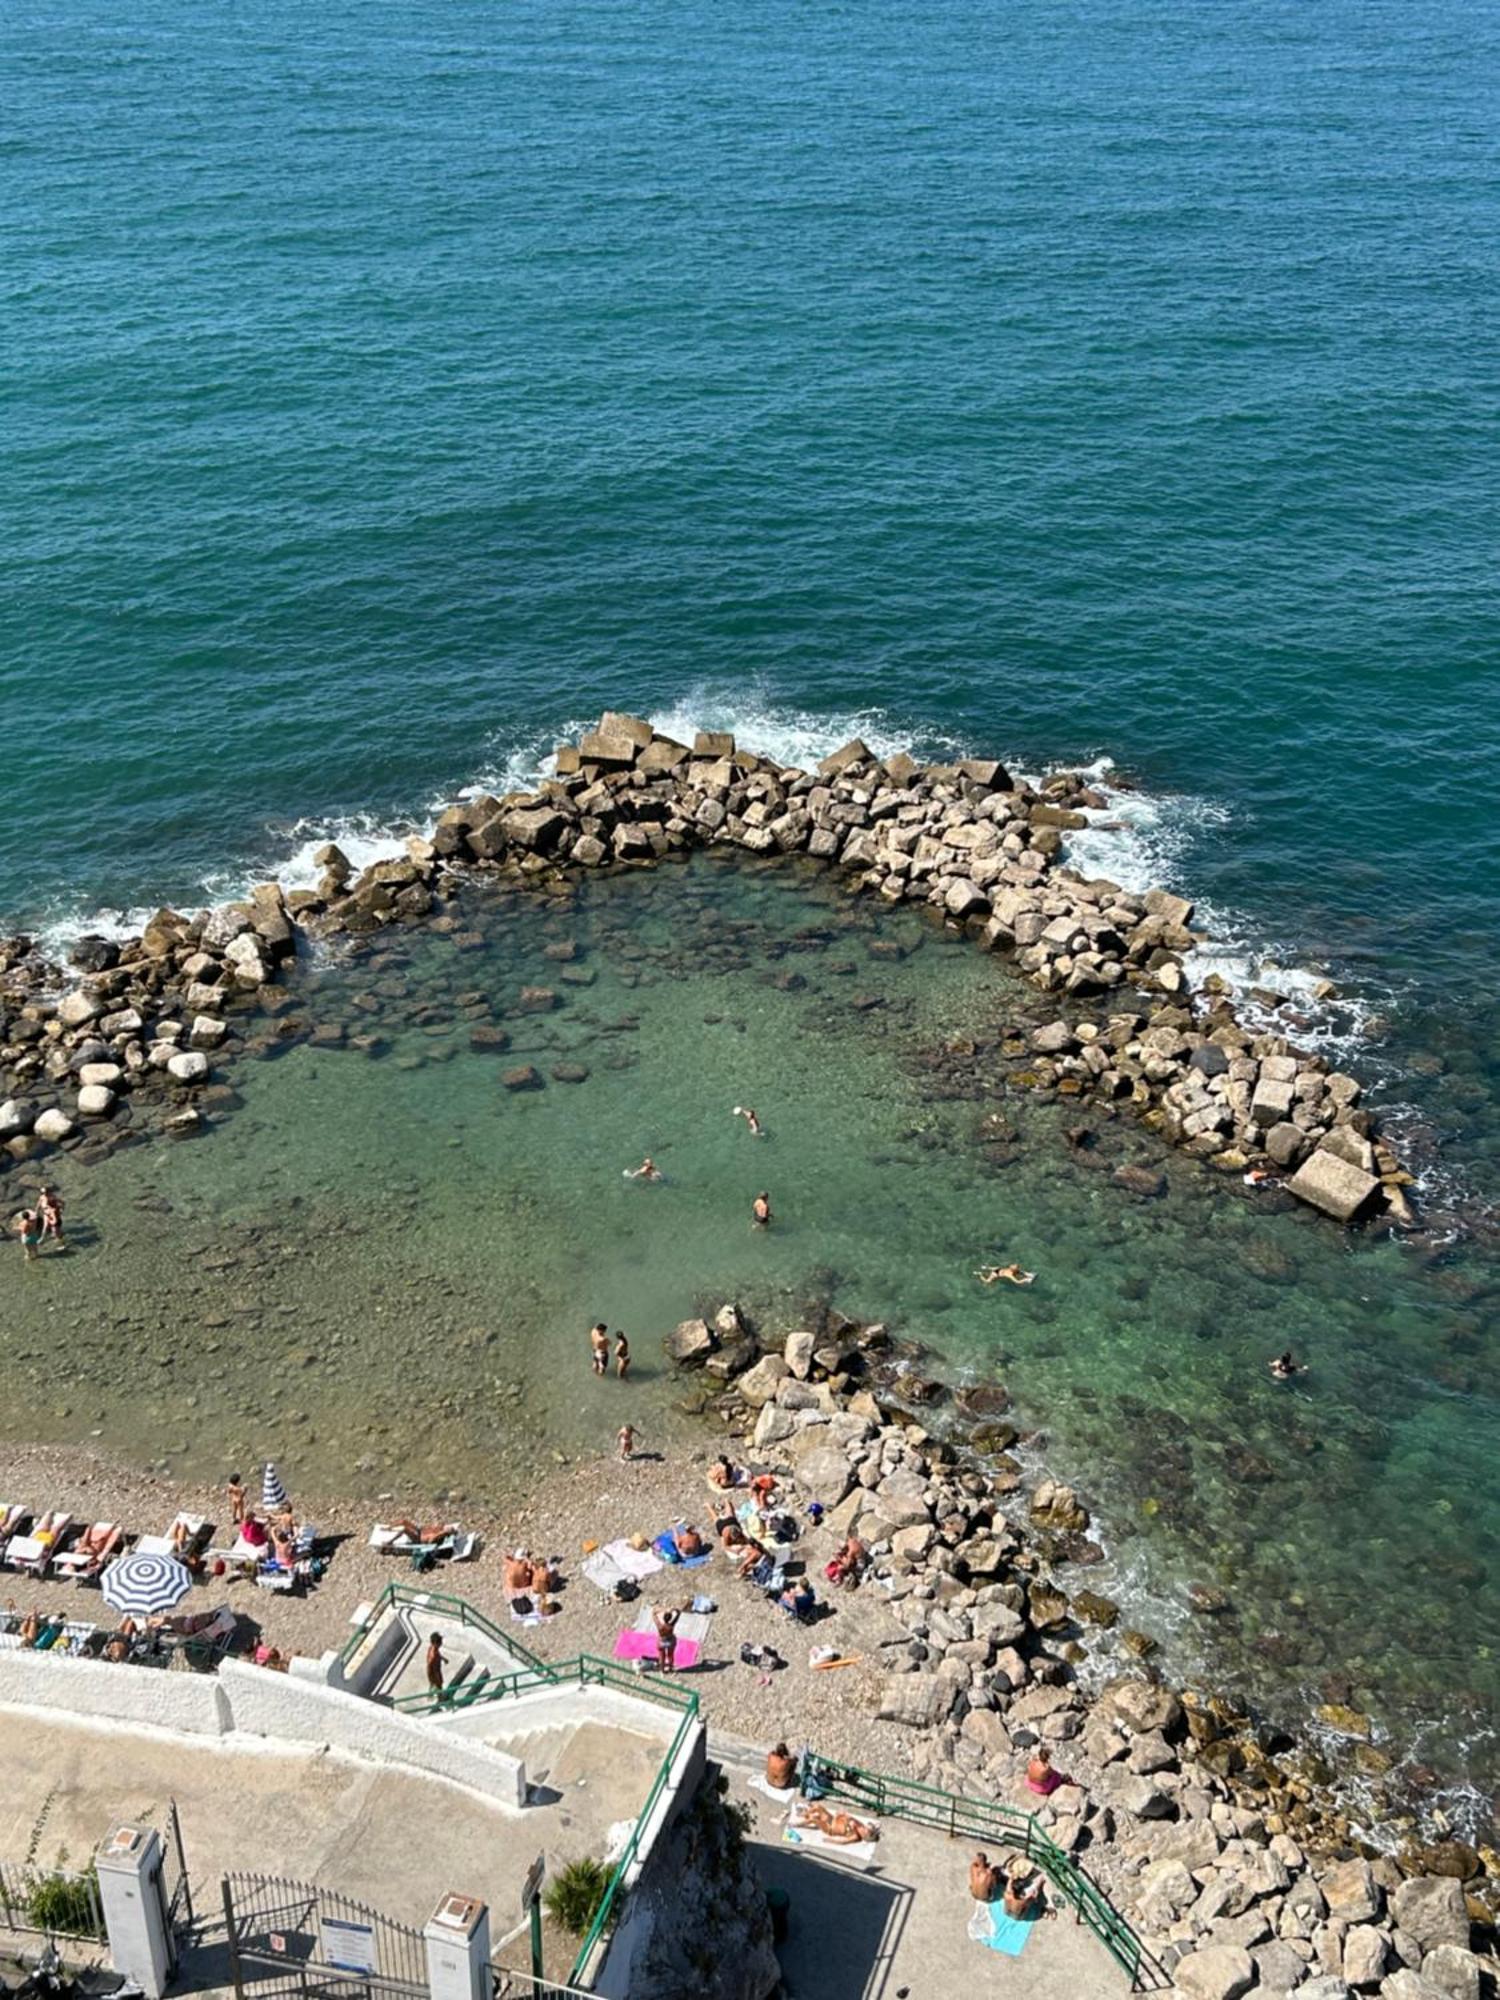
xmin=729 ymin=1771 xmax=1131 ymax=2000
xmin=0 ymin=1709 xmax=655 ymax=1988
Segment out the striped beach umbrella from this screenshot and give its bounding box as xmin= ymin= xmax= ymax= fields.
xmin=101 ymin=1553 xmax=192 ymax=1617
xmin=261 ymin=1462 xmax=288 ymax=1513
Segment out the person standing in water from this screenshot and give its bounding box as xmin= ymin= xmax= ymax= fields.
xmin=37 ymin=1187 xmax=65 ymax=1249
xmin=590 ymin=1322 xmax=610 ymax=1375
xmin=615 ymin=1332 xmax=631 ymax=1379
xmin=733 ymin=1106 xmax=763 ymax=1137
xmin=617 ymin=1423 xmax=637 ymax=1462
xmin=752 ymin=1191 xmax=772 ymax=1229
xmin=14 ymin=1210 xmax=42 ymax=1262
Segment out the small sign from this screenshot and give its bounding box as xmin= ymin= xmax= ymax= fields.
xmin=520 ymin=1855 xmax=545 ymax=1912
xmin=322 ymin=1917 xmax=379 ymax=1977
xmin=269 ymin=1934 xmax=287 ymax=1956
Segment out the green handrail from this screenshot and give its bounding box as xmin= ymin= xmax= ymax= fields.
xmin=801 ymin=1753 xmax=1156 ymax=1991
xmin=337 ymin=1581 xmax=557 ymax=1681
xmin=568 ymin=1694 xmax=701 ymax=1986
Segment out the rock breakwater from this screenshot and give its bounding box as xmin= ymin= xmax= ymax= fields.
xmin=667 ymin=1304 xmax=1500 ymax=1993
xmin=2 ymin=715 xmax=1412 ymax=1228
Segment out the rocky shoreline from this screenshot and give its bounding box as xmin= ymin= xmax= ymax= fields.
xmin=666 ymin=1298 xmax=1499 ymax=1997
xmin=2 ymin=714 xmax=1415 ymax=1230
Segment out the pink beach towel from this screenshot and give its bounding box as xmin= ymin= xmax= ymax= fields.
xmin=612 ymin=1630 xmax=701 ymax=1669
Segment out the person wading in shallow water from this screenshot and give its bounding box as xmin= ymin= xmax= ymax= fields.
xmin=733 ymin=1105 xmax=763 ymax=1137
xmin=752 ymin=1191 xmax=772 ymax=1229
xmin=614 ymin=1331 xmax=631 ymax=1379
xmin=589 ymin=1322 xmax=610 ymax=1375
xmin=37 ymin=1187 xmax=65 ymax=1249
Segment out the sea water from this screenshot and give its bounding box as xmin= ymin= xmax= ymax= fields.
xmin=4 ymin=0 xmax=1499 ymax=1827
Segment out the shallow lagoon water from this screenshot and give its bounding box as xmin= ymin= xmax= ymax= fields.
xmin=4 ymin=854 xmax=1497 ymax=1822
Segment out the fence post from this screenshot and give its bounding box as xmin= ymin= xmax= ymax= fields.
xmin=423 ymin=1894 xmax=491 ymax=2000
xmin=95 ymin=1825 xmax=173 ymax=1999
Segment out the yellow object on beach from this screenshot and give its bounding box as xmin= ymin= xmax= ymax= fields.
xmin=628 ymin=1532 xmax=649 ymax=1551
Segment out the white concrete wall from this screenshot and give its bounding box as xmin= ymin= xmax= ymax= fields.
xmin=0 ymin=1651 xmax=524 ymax=1811
xmin=430 ymin=1679 xmax=680 ymax=1749
xmin=0 ymin=1648 xmax=231 ymax=1736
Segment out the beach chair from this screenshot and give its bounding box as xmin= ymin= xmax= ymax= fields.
xmin=136 ymin=1512 xmax=212 ymax=1562
xmin=6 ymin=1511 xmax=75 ymax=1577
xmin=54 ymin=1522 xmax=123 ymax=1583
xmin=0 ymin=1505 xmax=32 ymax=1562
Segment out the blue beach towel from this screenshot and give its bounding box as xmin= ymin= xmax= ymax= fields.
xmin=970 ymin=1905 xmax=1037 ymax=1957
xmin=652 ymin=1531 xmax=711 ymax=1569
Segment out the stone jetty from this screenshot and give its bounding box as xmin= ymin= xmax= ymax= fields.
xmin=669 ymin=1304 xmax=1499 ymax=1995
xmin=1 ymin=714 xmax=1413 ymax=1227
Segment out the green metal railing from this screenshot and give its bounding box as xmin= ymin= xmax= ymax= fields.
xmin=567 ymin=1682 xmax=701 ymax=1987
xmin=337 ymin=1581 xmax=556 ymax=1681
xmin=801 ymin=1752 xmax=1160 ymax=1992
xmin=368 ymin=1619 xmax=703 ymax=1990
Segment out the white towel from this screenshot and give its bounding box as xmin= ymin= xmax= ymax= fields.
xmin=603 ymin=1538 xmax=664 ymax=1580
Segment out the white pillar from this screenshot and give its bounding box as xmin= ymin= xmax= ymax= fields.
xmin=424 ymin=1893 xmax=491 ymax=2000
xmin=95 ymin=1824 xmax=174 ymax=1999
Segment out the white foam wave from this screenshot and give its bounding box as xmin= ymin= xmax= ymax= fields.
xmin=644 ymin=685 xmax=971 ymax=774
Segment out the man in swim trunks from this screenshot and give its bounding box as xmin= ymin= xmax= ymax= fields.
xmin=425 ymin=1632 xmax=445 ymax=1694
xmin=977 ymin=1263 xmax=1035 ymax=1286
xmin=969 ymin=1852 xmax=1003 ymax=1903
xmin=15 ymin=1210 xmax=42 ymax=1262
xmin=766 ymin=1742 xmax=797 ymax=1790
xmin=672 ymin=1522 xmax=706 ymax=1559
xmin=590 ymin=1322 xmax=610 ymax=1375
xmin=502 ymin=1548 xmax=533 ymax=1598
xmin=1003 ymin=1867 xmax=1047 ymax=1919
xmin=752 ymin=1191 xmax=772 ymax=1228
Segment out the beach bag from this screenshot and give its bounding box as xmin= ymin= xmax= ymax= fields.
xmin=613 ymin=1578 xmax=639 ymax=1603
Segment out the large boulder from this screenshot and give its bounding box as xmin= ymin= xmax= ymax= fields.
xmin=1417 ymin=1945 xmax=1482 ymax=2000
xmin=1342 ymin=1925 xmax=1389 ymax=1987
xmin=783 ymin=1329 xmax=816 ymax=1380
xmin=788 ymin=1443 xmax=854 ymax=1508
xmin=736 ymin=1355 xmax=789 ymax=1407
xmin=874 ymin=1673 xmax=954 ymax=1728
xmin=502 ymin=807 xmax=569 ymax=853
xmin=76 ymin=1084 xmax=115 ymax=1119
xmin=1286 ymin=1143 xmax=1381 ymax=1224
xmin=56 ymin=989 xmax=103 ymax=1029
xmin=33 ymin=1108 xmax=76 ymax=1144
xmin=1321 ymin=1858 xmax=1381 ymax=1924
xmin=167 ymin=1051 xmax=209 ymax=1084
xmin=874 ymin=1469 xmax=933 ymax=1528
xmin=1096 ymin=1676 xmax=1184 ymax=1739
xmin=0 ymin=1099 xmax=39 ymax=1140
xmin=1389 ymin=1876 xmax=1468 ymax=1955
xmin=665 ymin=1318 xmax=716 ymax=1366
xmin=1171 ymin=1943 xmax=1255 ymax=2000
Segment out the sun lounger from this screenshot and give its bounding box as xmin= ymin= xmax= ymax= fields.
xmin=368 ymin=1524 xmax=477 ymax=1566
xmin=54 ymin=1523 xmax=124 ymax=1582
xmin=136 ymin=1512 xmax=212 ymax=1562
xmin=0 ymin=1505 xmax=32 ymax=1560
xmin=7 ymin=1512 xmax=75 ymax=1577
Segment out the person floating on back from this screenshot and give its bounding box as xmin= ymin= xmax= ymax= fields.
xmin=977 ymin=1262 xmax=1034 ymax=1286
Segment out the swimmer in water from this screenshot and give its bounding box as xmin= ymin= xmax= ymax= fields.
xmin=752 ymin=1191 xmax=772 ymax=1228
xmin=1243 ymin=1167 xmax=1279 ymax=1188
xmin=732 ymin=1105 xmax=763 ymax=1137
xmin=977 ymin=1263 xmax=1035 ymax=1286
xmin=627 ymin=1157 xmax=663 ymax=1182
xmin=1269 ymin=1349 xmax=1307 ymax=1380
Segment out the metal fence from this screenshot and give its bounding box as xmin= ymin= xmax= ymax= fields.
xmin=222 ymin=1873 xmax=429 ymax=2000
xmin=0 ymin=1859 xmax=105 ymax=1943
xmin=801 ymin=1752 xmax=1166 ymax=1992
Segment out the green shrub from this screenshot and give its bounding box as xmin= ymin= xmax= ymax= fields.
xmin=543 ymin=1857 xmax=615 ymax=1937
xmin=26 ymin=1867 xmax=99 ymax=1938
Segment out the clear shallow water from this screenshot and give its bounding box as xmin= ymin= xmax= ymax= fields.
xmin=4 ymin=861 xmax=1499 ymax=1829
xmin=3 ymin=0 xmax=1499 ymax=1827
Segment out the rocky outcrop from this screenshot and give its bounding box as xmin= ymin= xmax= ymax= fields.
xmin=662 ymin=1304 xmax=1498 ymax=1998
xmin=0 ymin=719 xmax=1413 ymax=1229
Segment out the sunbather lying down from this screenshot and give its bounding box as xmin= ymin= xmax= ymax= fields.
xmin=398 ymin=1520 xmax=457 ymax=1545
xmin=793 ymin=1803 xmax=878 ymax=1846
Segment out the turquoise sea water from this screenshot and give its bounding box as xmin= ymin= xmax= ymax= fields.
xmin=4 ymin=0 xmax=1499 ymax=1825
